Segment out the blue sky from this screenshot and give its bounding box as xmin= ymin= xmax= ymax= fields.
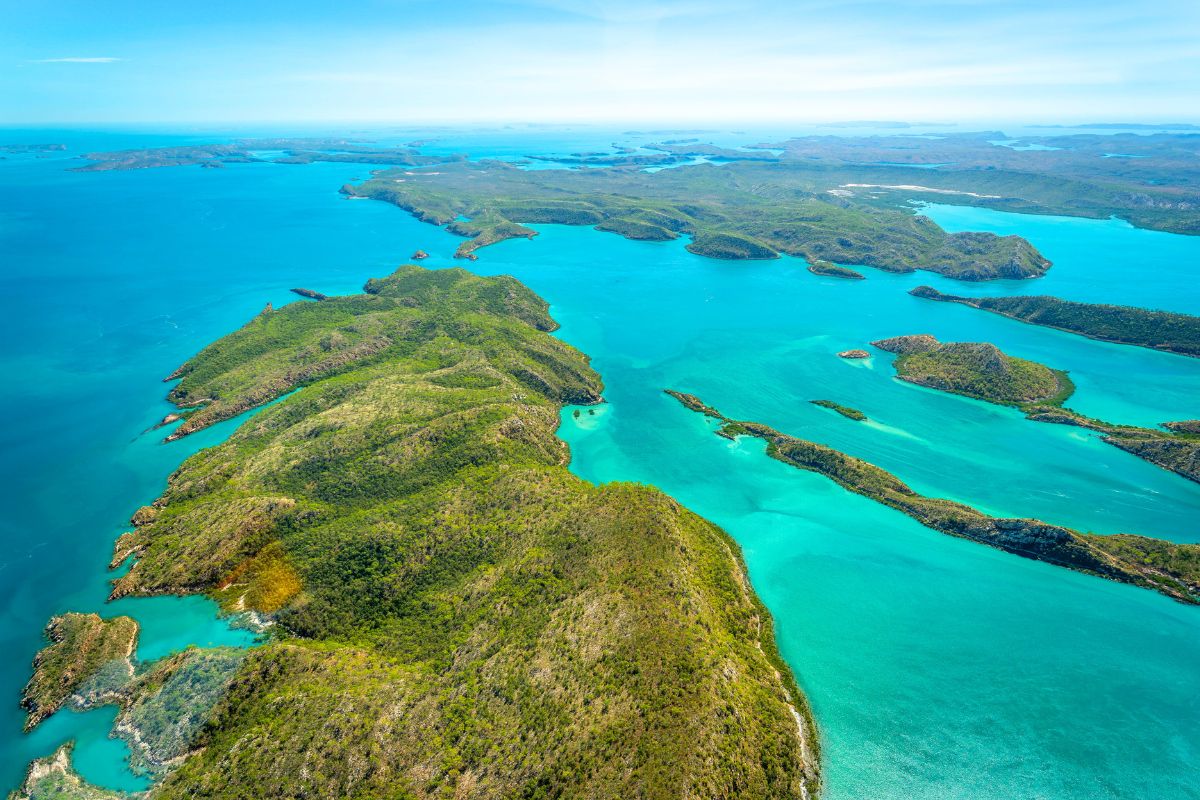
xmin=3 ymin=0 xmax=1198 ymax=124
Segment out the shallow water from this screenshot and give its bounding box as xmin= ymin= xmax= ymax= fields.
xmin=1 ymin=128 xmax=1198 ymax=798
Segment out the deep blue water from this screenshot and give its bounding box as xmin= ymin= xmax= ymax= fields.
xmin=1 ymin=127 xmax=1198 ymax=798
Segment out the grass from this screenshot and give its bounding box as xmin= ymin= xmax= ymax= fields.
xmin=33 ymin=267 xmax=819 ymax=799
xmin=668 ymin=390 xmax=1200 ymax=605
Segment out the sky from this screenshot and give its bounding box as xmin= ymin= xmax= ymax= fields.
xmin=2 ymin=0 xmax=1199 ymax=124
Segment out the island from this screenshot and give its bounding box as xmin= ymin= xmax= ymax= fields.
xmin=343 ymin=160 xmax=1051 ymax=280
xmin=838 ymin=349 xmax=871 ymax=359
xmin=16 ymin=268 xmax=818 ymax=799
xmin=811 ymin=399 xmax=867 ymax=420
xmin=909 ymin=286 xmax=1200 ymax=357
xmin=870 ymin=334 xmax=1198 ymax=482
xmin=410 ymin=249 xmax=429 ymax=259
xmin=667 ymin=390 xmax=1200 ymax=604
xmin=871 ymin=334 xmax=1073 ymax=406
xmin=807 ymin=261 xmax=865 ymax=279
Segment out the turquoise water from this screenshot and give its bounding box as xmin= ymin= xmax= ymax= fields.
xmin=918 ymin=202 xmax=1200 ymax=315
xmin=1 ymin=129 xmax=1199 ymax=798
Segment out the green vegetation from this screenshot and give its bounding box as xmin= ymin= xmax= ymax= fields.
xmin=755 ymin=131 xmax=1200 ymax=235
xmin=9 ymin=745 xmax=124 ymax=800
xmin=1024 ymin=406 xmax=1200 ymax=483
xmin=870 ymin=334 xmax=1197 ymax=481
xmin=21 ymin=614 xmax=138 ymax=731
xmin=117 ymin=648 xmax=248 ymax=777
xmin=871 ymin=334 xmax=1071 ymax=406
xmin=347 ymin=160 xmax=1050 ymax=280
xmin=910 ymin=286 xmax=1200 ymax=357
xmin=811 ymin=400 xmax=867 ymax=421
xmin=807 ymin=261 xmax=864 ymax=280
xmin=667 ymin=391 xmax=1200 ymax=604
xmin=21 ymin=268 xmax=817 ymax=798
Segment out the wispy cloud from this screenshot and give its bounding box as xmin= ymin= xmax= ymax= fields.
xmin=30 ymin=57 xmax=122 ymax=63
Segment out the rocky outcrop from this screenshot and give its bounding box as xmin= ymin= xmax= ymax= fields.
xmin=290 ymin=287 xmax=327 ymax=301
xmin=837 ymin=349 xmax=871 ymax=359
xmin=411 ymin=249 xmax=429 ymax=259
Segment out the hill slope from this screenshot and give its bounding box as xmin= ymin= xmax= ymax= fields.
xmin=18 ymin=267 xmax=817 ymax=800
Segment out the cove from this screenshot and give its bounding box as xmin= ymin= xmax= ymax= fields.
xmin=464 ymin=222 xmax=1200 ymax=800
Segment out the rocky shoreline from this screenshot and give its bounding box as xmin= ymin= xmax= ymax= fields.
xmin=667 ymin=390 xmax=1200 ymax=605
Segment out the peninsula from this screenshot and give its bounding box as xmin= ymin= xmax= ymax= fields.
xmin=344 ymin=160 xmax=1050 ymax=279
xmin=16 ymin=268 xmax=818 ymax=799
xmin=667 ymin=391 xmax=1200 ymax=604
xmin=909 ymin=286 xmax=1200 ymax=357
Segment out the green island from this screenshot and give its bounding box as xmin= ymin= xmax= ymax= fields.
xmin=870 ymin=334 xmax=1199 ymax=482
xmin=17 ymin=267 xmax=817 ymax=799
xmin=810 ymin=400 xmax=867 ymax=421
xmin=666 ymin=390 xmax=1200 ymax=604
xmin=910 ymin=286 xmax=1200 ymax=357
xmin=870 ymin=334 xmax=1073 ymax=406
xmin=806 ymin=261 xmax=864 ymax=280
xmin=344 ymin=160 xmax=1051 ymax=280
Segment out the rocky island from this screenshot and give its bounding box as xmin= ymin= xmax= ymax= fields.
xmin=811 ymin=399 xmax=867 ymax=420
xmin=15 ymin=268 xmax=818 ymax=799
xmin=871 ymin=334 xmax=1073 ymax=406
xmin=667 ymin=390 xmax=1200 ymax=604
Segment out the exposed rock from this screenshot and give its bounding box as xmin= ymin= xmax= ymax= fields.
xmin=290 ymin=287 xmax=327 ymax=301
xmin=411 ymin=249 xmax=429 ymax=259
xmin=838 ymin=349 xmax=871 ymax=359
